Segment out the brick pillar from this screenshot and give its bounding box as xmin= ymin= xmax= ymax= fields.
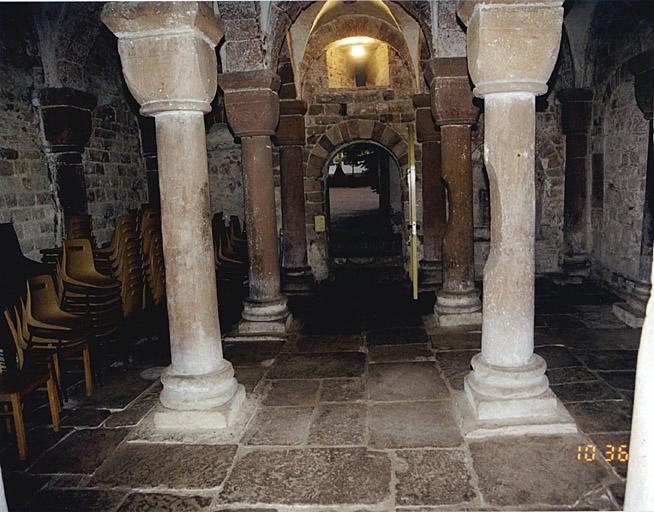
xmin=427 ymin=58 xmax=482 ymax=326
xmin=32 ymin=87 xmax=97 ymax=240
xmin=559 ymin=88 xmax=593 ymax=282
xmin=614 ymin=51 xmax=654 ymax=327
xmin=456 ymin=0 xmax=575 ymax=438
xmin=219 ymin=70 xmax=292 ymax=337
xmin=275 ymin=99 xmax=314 ymax=294
xmin=414 ymin=93 xmax=445 ymax=290
xmin=102 ymin=2 xmax=244 ymax=430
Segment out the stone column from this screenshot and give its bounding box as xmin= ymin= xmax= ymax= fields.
xmin=614 ymin=51 xmax=654 ymax=327
xmin=624 ymin=268 xmax=654 ymax=510
xmin=558 ymin=88 xmax=593 ymax=283
xmin=456 ymin=0 xmax=576 ymax=437
xmin=414 ymin=93 xmax=445 ymax=290
xmin=32 ymin=87 xmax=97 ymax=240
xmin=275 ymin=99 xmax=314 ymax=294
xmin=427 ymin=58 xmax=482 ymax=325
xmin=219 ymin=70 xmax=292 ymax=336
xmin=0 ymin=463 xmax=6 ymax=512
xmin=102 ymin=2 xmax=244 ymax=430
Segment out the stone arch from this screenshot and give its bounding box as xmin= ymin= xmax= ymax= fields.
xmin=264 ymin=1 xmax=432 ymax=74
xmin=298 ymin=15 xmax=417 ymax=92
xmin=307 ymin=119 xmax=409 ymax=178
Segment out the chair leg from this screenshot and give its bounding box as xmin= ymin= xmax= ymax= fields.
xmin=10 ymin=394 xmax=27 ymax=461
xmin=82 ymin=345 xmax=94 ymax=397
xmin=46 ymin=377 xmax=61 ymax=432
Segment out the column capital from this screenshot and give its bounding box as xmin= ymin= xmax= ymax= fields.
xmin=275 ymin=99 xmax=307 ymax=146
xmin=558 ymin=88 xmax=593 ymax=135
xmin=219 ymin=70 xmax=281 ymax=138
xmin=101 ymin=2 xmax=223 ymax=116
xmin=32 ymin=87 xmax=97 ymax=152
xmin=457 ymin=0 xmax=564 ymax=97
xmin=413 ymin=93 xmax=440 ymax=142
xmin=629 ymin=49 xmax=654 ymax=120
xmin=426 ymin=58 xmax=479 ymax=127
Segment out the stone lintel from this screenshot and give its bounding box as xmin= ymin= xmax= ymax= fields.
xmin=101 ymin=2 xmax=222 ymax=116
xmin=101 ymin=2 xmax=223 ymax=45
xmin=460 ymin=1 xmax=564 ymax=97
xmin=33 ymin=87 xmax=97 ymax=110
xmin=427 ymin=58 xmax=479 ymax=127
xmin=219 ymin=70 xmax=281 ymax=137
xmin=558 ymin=88 xmax=593 ymax=135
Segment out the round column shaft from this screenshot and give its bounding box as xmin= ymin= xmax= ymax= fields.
xmin=455 ymin=0 xmax=575 ymax=438
xmin=280 ymin=145 xmax=310 ymax=272
xmin=101 ymin=2 xmax=244 ymax=429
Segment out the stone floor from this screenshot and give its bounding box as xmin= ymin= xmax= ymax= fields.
xmin=1 ymin=275 xmax=638 ymax=511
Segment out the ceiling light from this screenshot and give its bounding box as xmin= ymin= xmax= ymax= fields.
xmin=351 ymin=44 xmax=365 ymax=57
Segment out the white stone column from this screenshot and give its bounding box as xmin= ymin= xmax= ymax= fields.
xmin=456 ymin=0 xmax=576 ymax=437
xmin=624 ymin=272 xmax=654 ymax=509
xmin=102 ymin=2 xmax=244 ymax=430
xmin=0 ymin=464 xmax=7 ymax=512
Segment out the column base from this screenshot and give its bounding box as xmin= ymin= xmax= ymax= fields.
xmin=552 ymin=255 xmax=590 ymax=285
xmin=613 ymin=282 xmax=649 ymax=328
xmin=236 ymin=296 xmax=293 ymax=338
xmin=282 ymin=266 xmax=315 ymax=295
xmin=419 ymin=260 xmax=442 ymax=290
xmin=456 ymin=354 xmax=577 ymax=439
xmin=434 ymin=288 xmax=482 ymax=326
xmin=154 ymin=384 xmax=245 ymax=431
xmin=159 ymin=360 xmax=240 ymax=411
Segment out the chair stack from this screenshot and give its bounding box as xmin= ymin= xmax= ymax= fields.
xmin=40 ymin=214 xmax=96 ymax=273
xmin=57 ymin=239 xmax=123 ymax=373
xmin=139 ymin=208 xmax=166 ymax=307
xmin=213 ymin=213 xmax=248 ymax=281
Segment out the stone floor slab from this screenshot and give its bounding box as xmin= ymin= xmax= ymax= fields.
xmin=293 ymin=335 xmax=364 ymax=353
xmin=234 ymin=366 xmax=267 ymax=393
xmin=319 ymin=378 xmax=366 ymax=402
xmin=434 ymin=351 xmax=477 ymax=391
xmin=546 ymin=366 xmax=597 ymax=385
xmin=30 ymin=428 xmax=128 ymax=475
xmin=598 ymin=370 xmax=636 ymax=390
xmin=82 ymin=369 xmax=153 ymax=409
xmin=1 ymin=427 xmax=72 ymax=471
xmin=2 ymin=471 xmax=49 ymax=510
xmin=118 ymin=492 xmax=213 ymax=511
xmin=535 ymin=345 xmax=583 ymax=368
xmin=368 ymin=343 xmax=433 ymax=363
xmin=262 ymin=380 xmax=320 ymax=406
xmin=469 ymin=435 xmax=614 ymax=507
xmin=22 ymin=488 xmax=127 ymax=512
xmin=567 ymin=400 xmax=633 ymax=433
xmin=242 ymin=406 xmax=313 ymax=445
xmin=219 ymin=448 xmax=392 ymax=506
xmin=395 ymin=449 xmax=476 ymax=506
xmin=367 ymin=327 xmax=428 ymax=345
xmin=91 ymin=443 xmax=237 ymax=489
xmin=589 ymin=432 xmax=631 ymax=478
xmin=573 ymin=350 xmax=638 ymax=371
xmin=429 ymin=330 xmax=481 ymax=350
xmin=105 ymin=387 xmax=160 ymax=427
xmin=307 ymin=403 xmax=366 ymax=445
xmin=368 ymin=362 xmax=449 ymax=401
xmin=60 ymin=408 xmax=110 ymax=428
xmin=223 ymin=340 xmax=283 ymax=367
xmin=267 ymin=353 xmax=365 ymax=379
xmin=551 ymin=381 xmax=623 ymax=403
xmin=369 ymin=401 xmax=462 ymax=448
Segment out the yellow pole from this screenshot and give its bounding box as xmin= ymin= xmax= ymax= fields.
xmin=408 ymin=125 xmax=418 ymax=300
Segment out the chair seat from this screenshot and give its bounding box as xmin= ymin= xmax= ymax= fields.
xmin=0 ymin=369 xmax=50 ymax=396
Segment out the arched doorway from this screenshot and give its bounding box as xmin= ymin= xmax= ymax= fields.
xmin=326 ymin=141 xmax=404 ymax=276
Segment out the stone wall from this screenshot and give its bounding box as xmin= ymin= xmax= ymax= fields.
xmin=207 ymin=123 xmax=245 ymax=221
xmin=0 ymin=7 xmax=57 ymax=260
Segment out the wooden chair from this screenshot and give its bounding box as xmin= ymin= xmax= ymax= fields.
xmin=2 ymin=307 xmax=60 ymax=461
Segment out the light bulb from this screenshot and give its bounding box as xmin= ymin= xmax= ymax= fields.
xmin=351 ymin=44 xmax=365 ymax=57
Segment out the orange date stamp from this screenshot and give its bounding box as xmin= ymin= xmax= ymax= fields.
xmin=577 ymin=444 xmax=629 ymax=463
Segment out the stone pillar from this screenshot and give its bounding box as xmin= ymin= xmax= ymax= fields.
xmin=219 ymin=70 xmax=292 ymax=336
xmin=614 ymin=51 xmax=654 ymax=327
xmin=275 ymin=99 xmax=314 ymax=294
xmin=624 ymin=267 xmax=654 ymax=510
xmin=456 ymin=0 xmax=576 ymax=437
xmin=32 ymin=87 xmax=97 ymax=240
xmin=414 ymin=93 xmax=445 ymax=290
xmin=0 ymin=463 xmax=6 ymax=512
xmin=558 ymin=88 xmax=593 ymax=283
xmin=102 ymin=2 xmax=244 ymax=430
xmin=427 ymin=58 xmax=482 ymax=325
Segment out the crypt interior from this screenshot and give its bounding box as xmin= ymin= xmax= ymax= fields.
xmin=1 ymin=0 xmax=654 ymax=510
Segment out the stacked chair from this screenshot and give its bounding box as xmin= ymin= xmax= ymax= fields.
xmin=139 ymin=208 xmax=166 ymax=307
xmin=40 ymin=214 xmax=95 ymax=273
xmin=213 ymin=213 xmax=248 ymax=281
